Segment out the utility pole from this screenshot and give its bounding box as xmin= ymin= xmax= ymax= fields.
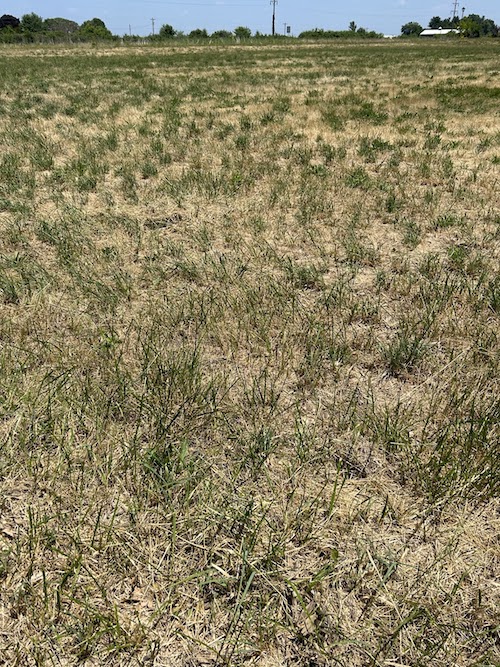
xmin=129 ymin=24 xmax=132 ymax=37
xmin=283 ymin=22 xmax=286 ymax=36
xmin=451 ymin=0 xmax=459 ymax=20
xmin=461 ymin=6 xmax=466 ymax=18
xmin=151 ymin=17 xmax=155 ymax=36
xmin=270 ymin=0 xmax=277 ymax=36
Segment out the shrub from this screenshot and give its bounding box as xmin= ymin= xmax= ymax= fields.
xmin=234 ymin=26 xmax=251 ymax=39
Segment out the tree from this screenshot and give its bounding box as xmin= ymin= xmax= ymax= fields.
xmin=0 ymin=14 xmax=20 ymax=30
xmin=429 ymin=16 xmax=442 ymax=29
xmin=79 ymin=18 xmax=113 ymax=39
xmin=459 ymin=16 xmax=482 ymax=38
xmin=401 ymin=22 xmax=423 ymax=36
xmin=466 ymin=14 xmax=497 ymax=36
xmin=159 ymin=23 xmax=176 ymax=38
xmin=44 ymin=18 xmax=79 ymax=34
xmin=21 ymin=13 xmax=44 ymax=33
xmin=455 ymin=14 xmax=498 ymax=37
xmin=349 ymin=21 xmax=357 ymax=32
xmin=212 ymin=30 xmax=232 ymax=38
xmin=188 ymin=28 xmax=208 ymax=38
xmin=234 ymin=26 xmax=251 ymax=39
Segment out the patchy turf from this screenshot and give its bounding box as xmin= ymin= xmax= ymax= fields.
xmin=0 ymin=39 xmax=499 ymax=666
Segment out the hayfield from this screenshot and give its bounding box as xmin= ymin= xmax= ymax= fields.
xmin=0 ymin=39 xmax=499 ymax=666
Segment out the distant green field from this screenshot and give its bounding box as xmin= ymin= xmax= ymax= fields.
xmin=0 ymin=39 xmax=499 ymax=666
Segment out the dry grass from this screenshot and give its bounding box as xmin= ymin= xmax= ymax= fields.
xmin=0 ymin=39 xmax=499 ymax=666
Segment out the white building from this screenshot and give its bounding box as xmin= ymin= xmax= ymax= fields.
xmin=420 ymin=28 xmax=460 ymax=37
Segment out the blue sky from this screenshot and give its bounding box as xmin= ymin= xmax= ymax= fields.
xmin=6 ymin=0 xmax=499 ymax=36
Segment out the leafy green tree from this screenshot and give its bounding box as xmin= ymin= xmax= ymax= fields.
xmin=21 ymin=13 xmax=44 ymax=33
xmin=79 ymin=18 xmax=113 ymax=39
xmin=464 ymin=14 xmax=498 ymax=36
xmin=159 ymin=23 xmax=176 ymax=38
xmin=401 ymin=22 xmax=423 ymax=36
xmin=212 ymin=29 xmax=232 ymax=38
xmin=189 ymin=28 xmax=208 ymax=38
xmin=234 ymin=26 xmax=251 ymax=39
xmin=459 ymin=16 xmax=482 ymax=37
xmin=349 ymin=21 xmax=357 ymax=32
xmin=44 ymin=18 xmax=79 ymax=34
xmin=0 ymin=14 xmax=20 ymax=30
xmin=428 ymin=15 xmax=460 ymax=29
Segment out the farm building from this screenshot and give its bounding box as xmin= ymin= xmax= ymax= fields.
xmin=420 ymin=28 xmax=460 ymax=36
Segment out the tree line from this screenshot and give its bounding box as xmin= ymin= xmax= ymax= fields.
xmin=0 ymin=14 xmax=382 ymax=42
xmin=0 ymin=14 xmax=263 ymax=42
xmin=401 ymin=14 xmax=498 ymax=37
xmin=0 ymin=14 xmax=116 ymax=41
xmin=1 ymin=11 xmax=498 ymax=43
